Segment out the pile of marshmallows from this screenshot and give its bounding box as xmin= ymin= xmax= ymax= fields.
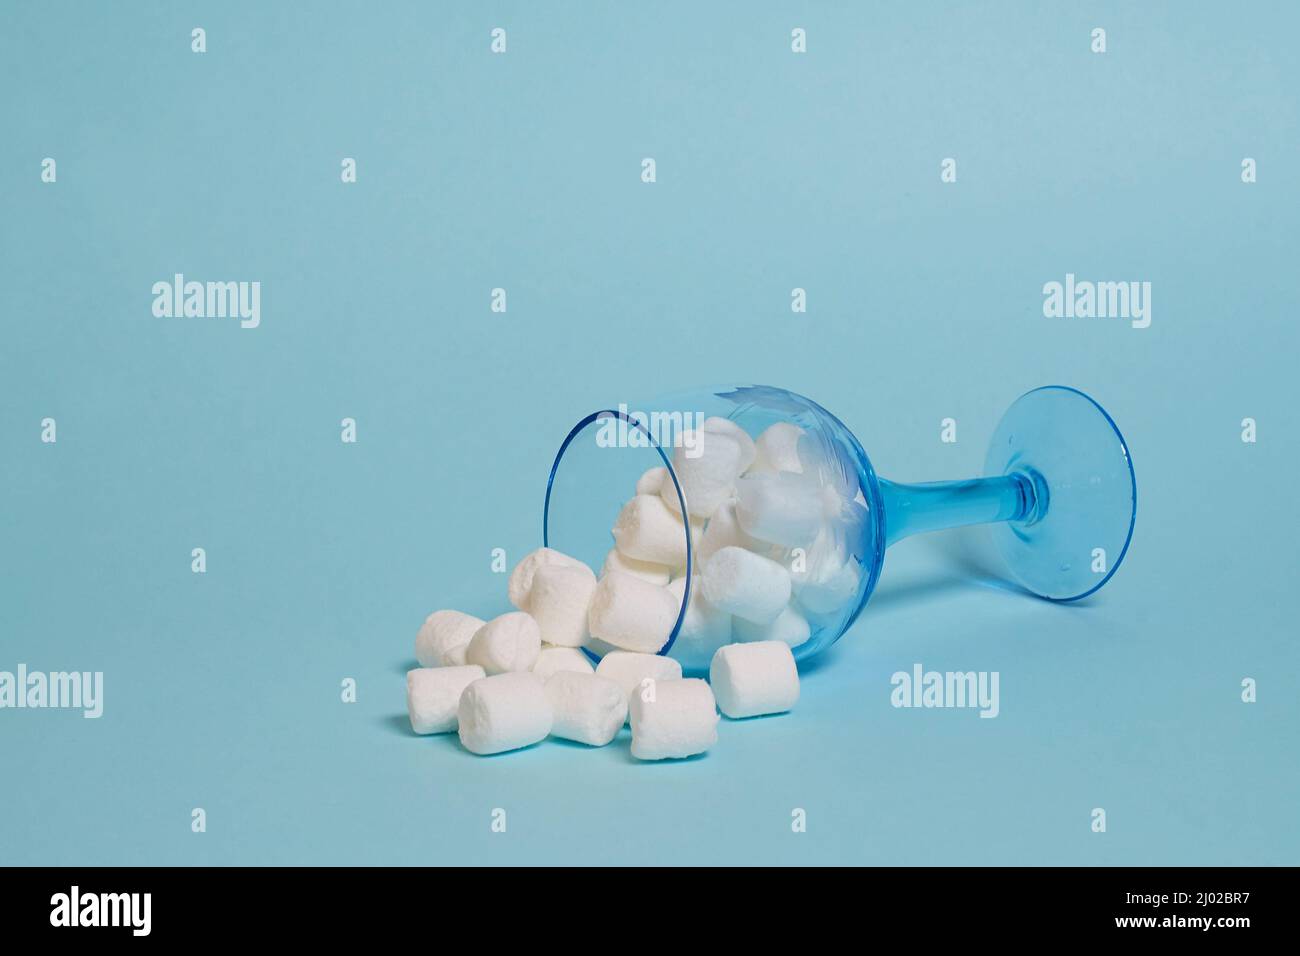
xmin=405 ymin=416 xmax=866 ymax=760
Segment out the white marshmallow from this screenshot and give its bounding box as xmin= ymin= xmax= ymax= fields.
xmin=791 ymin=528 xmax=862 ymax=615
xmin=702 ymin=416 xmax=757 ymax=472
xmin=709 ymin=641 xmax=799 ymax=718
xmin=587 ymin=571 xmax=680 ymax=653
xmin=636 ymin=466 xmax=667 ymax=495
xmin=680 ymin=516 xmax=707 ymax=572
xmin=701 ymin=546 xmax=791 ymax=624
xmin=406 ymin=665 xmax=486 ymax=734
xmin=796 ymin=431 xmax=859 ymax=499
xmin=733 ymin=603 xmax=811 ymax=648
xmin=665 ymin=575 xmax=732 ymax=665
xmin=527 ymin=563 xmax=597 ymax=647
xmin=466 ymin=611 xmax=542 ymax=674
xmin=544 ymin=672 xmax=627 ymax=746
xmin=696 ymin=498 xmax=772 ymax=563
xmin=629 ymin=678 xmax=719 ymax=760
xmin=735 ymin=473 xmax=823 ymax=548
xmin=661 ymin=418 xmax=752 ymax=520
xmin=602 ymin=547 xmax=673 ymax=586
xmin=612 ymin=494 xmax=692 ymax=568
xmin=415 ymin=610 xmax=484 ymax=668
xmin=595 ymin=650 xmax=683 ymax=721
xmin=821 ymin=483 xmax=846 ymax=519
xmin=457 ymin=672 xmax=553 ymax=755
xmin=794 ymin=562 xmax=860 ymax=615
xmin=753 ymin=422 xmax=806 ymax=474
xmin=533 ymin=645 xmax=596 ymax=679
xmin=508 ymin=547 xmax=588 ymax=610
xmin=584 ymin=636 xmax=623 ymax=659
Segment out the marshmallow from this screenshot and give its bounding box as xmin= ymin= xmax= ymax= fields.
xmin=735 ymin=473 xmax=823 ymax=548
xmin=709 ymin=641 xmax=799 ymax=718
xmin=527 ymin=563 xmax=597 ymax=647
xmin=791 ymin=527 xmax=862 ymax=615
xmin=466 ymin=611 xmax=542 ymax=674
xmin=833 ymin=486 xmax=871 ymax=534
xmin=665 ymin=575 xmax=732 ymax=666
xmin=701 ymin=546 xmax=792 ymax=624
xmin=629 ymin=678 xmax=719 ymax=760
xmin=794 ymin=560 xmax=860 ymax=615
xmin=588 ymin=571 xmax=680 ymax=653
xmin=602 ymin=547 xmax=673 ymax=586
xmin=544 ymin=672 xmax=627 ymax=746
xmin=636 ymin=466 xmax=667 ymax=495
xmin=753 ymin=422 xmax=805 ymax=474
xmin=508 ymin=547 xmax=589 ymax=610
xmin=733 ymin=603 xmax=811 ymax=648
xmin=797 ymin=431 xmax=859 ymax=499
xmin=533 ymin=645 xmax=596 ymax=679
xmin=661 ymin=418 xmax=753 ymax=520
xmin=612 ymin=494 xmax=692 ymax=568
xmin=415 ymin=610 xmax=484 ymax=667
xmin=696 ymin=498 xmax=773 ymax=563
xmin=584 ymin=636 xmax=624 ymax=659
xmin=406 ymin=665 xmax=486 ymax=734
xmin=703 ymin=416 xmax=757 ymax=472
xmin=596 ymin=650 xmax=683 ymax=720
xmin=457 ymin=672 xmax=553 ymax=755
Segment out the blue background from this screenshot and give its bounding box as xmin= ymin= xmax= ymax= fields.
xmin=2 ymin=1 xmax=1296 ymax=865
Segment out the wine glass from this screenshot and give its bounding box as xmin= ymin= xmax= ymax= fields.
xmin=542 ymin=385 xmax=1136 ymax=672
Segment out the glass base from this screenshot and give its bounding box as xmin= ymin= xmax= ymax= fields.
xmin=983 ymin=386 xmax=1136 ymax=601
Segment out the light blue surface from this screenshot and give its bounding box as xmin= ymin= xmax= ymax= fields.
xmin=2 ymin=1 xmax=1297 ymax=865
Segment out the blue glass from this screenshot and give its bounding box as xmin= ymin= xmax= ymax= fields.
xmin=544 ymin=385 xmax=1136 ymax=672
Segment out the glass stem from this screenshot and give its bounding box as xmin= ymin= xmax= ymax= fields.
xmin=879 ymin=473 xmax=1038 ymax=547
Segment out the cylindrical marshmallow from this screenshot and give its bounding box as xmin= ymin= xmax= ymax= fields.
xmin=753 ymin=422 xmax=806 ymax=474
xmin=709 ymin=641 xmax=799 ymax=718
xmin=508 ymin=547 xmax=589 ymax=610
xmin=629 ymin=677 xmax=719 ymax=760
xmin=466 ymin=611 xmax=542 ymax=674
xmin=533 ymin=645 xmax=596 ymax=679
xmin=701 ymin=546 xmax=792 ymax=624
xmin=791 ymin=537 xmax=862 ymax=615
xmin=415 ymin=609 xmax=484 ymax=667
xmin=595 ymin=649 xmax=684 ymax=719
xmin=636 ymin=466 xmax=667 ymax=495
xmin=703 ymin=416 xmax=757 ymax=473
xmin=696 ymin=498 xmax=773 ymax=563
xmin=457 ymin=672 xmax=553 ymax=755
xmin=527 ymin=563 xmax=597 ymax=647
xmin=406 ymin=665 xmax=486 ymax=734
xmin=735 ymin=473 xmax=823 ymax=548
xmin=732 ymin=603 xmax=811 ymax=648
xmin=544 ymin=671 xmax=627 ymax=746
xmin=666 ymin=576 xmax=732 ymax=663
xmin=587 ymin=571 xmax=679 ymax=653
xmin=602 ymin=547 xmax=673 ymax=586
xmin=661 ymin=418 xmax=753 ymax=520
xmin=612 ymin=494 xmax=692 ymax=568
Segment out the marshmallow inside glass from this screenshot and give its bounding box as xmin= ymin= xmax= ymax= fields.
xmin=544 ymin=384 xmax=1137 ymax=673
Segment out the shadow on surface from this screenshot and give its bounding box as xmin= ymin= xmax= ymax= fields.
xmin=378 ymin=713 xmax=413 ymax=736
